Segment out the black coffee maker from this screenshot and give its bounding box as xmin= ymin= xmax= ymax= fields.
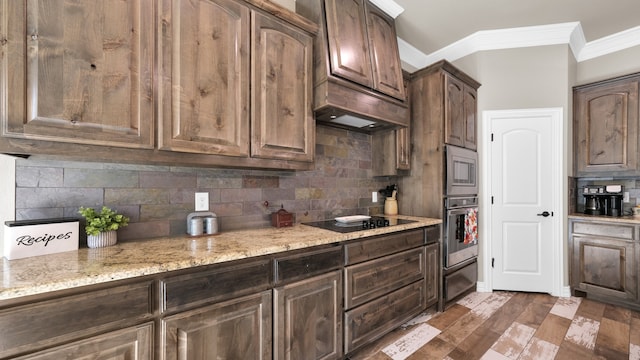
xmin=603 ymin=184 xmax=624 ymax=217
xmin=582 ymin=185 xmax=623 ymax=216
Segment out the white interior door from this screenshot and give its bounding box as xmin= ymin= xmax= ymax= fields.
xmin=489 ymin=109 xmax=559 ymax=293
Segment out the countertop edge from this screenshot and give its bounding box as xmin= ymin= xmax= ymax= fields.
xmin=0 ymin=215 xmax=441 ymax=302
xmin=569 ymin=213 xmax=640 ymax=224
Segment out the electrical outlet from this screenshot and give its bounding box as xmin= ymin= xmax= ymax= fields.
xmin=372 ymin=191 xmax=378 ymax=203
xmin=195 ymin=192 xmax=209 ymax=211
xmin=624 ymin=191 xmax=630 ymax=203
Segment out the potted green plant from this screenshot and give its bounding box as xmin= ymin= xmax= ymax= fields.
xmin=78 ymin=206 xmax=129 ymax=248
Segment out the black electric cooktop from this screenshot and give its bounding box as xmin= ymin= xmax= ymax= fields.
xmin=302 ymin=216 xmax=416 ymax=233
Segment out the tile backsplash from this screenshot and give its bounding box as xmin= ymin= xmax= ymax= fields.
xmin=14 ymin=126 xmax=398 ymax=241
xmin=575 ymin=178 xmax=640 ymax=215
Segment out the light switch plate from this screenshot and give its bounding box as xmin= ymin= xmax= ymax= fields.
xmin=372 ymin=191 xmax=378 ymax=203
xmin=195 ymin=192 xmax=209 ymax=211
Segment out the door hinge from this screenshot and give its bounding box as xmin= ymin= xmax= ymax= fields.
xmin=491 ymin=133 xmax=494 ymax=142
xmin=491 ymin=196 xmax=494 ymax=204
xmin=492 ymin=258 xmax=495 ymax=268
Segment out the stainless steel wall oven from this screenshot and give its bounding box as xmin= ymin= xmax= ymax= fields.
xmin=442 ymin=196 xmax=478 ymax=307
xmin=441 ymin=145 xmax=479 ymax=309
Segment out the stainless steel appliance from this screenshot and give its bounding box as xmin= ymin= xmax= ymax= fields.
xmin=444 ymin=196 xmax=479 ymax=268
xmin=302 ymin=216 xmax=417 ymax=233
xmin=440 ymin=145 xmax=479 ymax=309
xmin=442 ymin=196 xmax=478 ymax=306
xmin=446 ymin=145 xmax=478 ymax=196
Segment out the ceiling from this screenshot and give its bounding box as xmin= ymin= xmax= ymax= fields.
xmin=383 ymin=0 xmax=640 ymax=71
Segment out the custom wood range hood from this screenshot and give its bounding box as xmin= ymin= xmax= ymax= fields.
xmin=297 ymin=0 xmax=409 ymax=133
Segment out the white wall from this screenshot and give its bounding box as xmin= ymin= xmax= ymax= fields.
xmin=0 ymin=155 xmax=16 ymax=256
xmin=576 ymin=45 xmax=640 ymax=85
xmin=453 ymin=45 xmax=574 ymax=286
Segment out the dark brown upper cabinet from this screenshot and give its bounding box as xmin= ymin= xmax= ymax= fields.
xmin=574 ymin=73 xmax=640 ymax=176
xmin=2 ymin=1 xmax=155 ymax=149
xmin=296 ymin=0 xmax=409 ymax=130
xmin=159 ymin=0 xmax=314 ymax=163
xmin=444 ymin=73 xmax=478 ymax=150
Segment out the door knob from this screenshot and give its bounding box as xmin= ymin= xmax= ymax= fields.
xmin=537 ymin=211 xmax=552 ymax=217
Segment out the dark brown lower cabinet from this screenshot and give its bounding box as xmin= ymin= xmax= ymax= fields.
xmin=570 ymin=219 xmax=639 ymax=307
xmin=162 ymin=291 xmax=272 ymax=360
xmin=274 ymin=270 xmax=343 ymax=360
xmin=345 ymin=280 xmax=426 ymax=354
xmin=425 ymin=242 xmax=440 ymax=307
xmin=343 ymin=228 xmax=430 ymax=355
xmin=0 ymin=281 xmax=154 ymax=359
xmin=0 ymin=225 xmax=441 ymax=359
xmin=12 ymin=323 xmax=153 ymax=360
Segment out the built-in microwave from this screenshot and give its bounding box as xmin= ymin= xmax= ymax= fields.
xmin=445 ymin=145 xmax=478 ymax=196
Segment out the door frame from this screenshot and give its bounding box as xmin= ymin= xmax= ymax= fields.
xmin=479 ymin=108 xmax=569 ymax=297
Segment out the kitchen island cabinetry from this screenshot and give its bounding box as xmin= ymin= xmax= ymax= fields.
xmin=0 ymin=0 xmax=317 ymax=170
xmin=573 ymin=72 xmax=640 ymax=176
xmin=570 ymin=218 xmax=639 ymax=308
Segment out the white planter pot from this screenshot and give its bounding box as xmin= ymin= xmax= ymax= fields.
xmin=87 ymin=231 xmax=117 ymax=248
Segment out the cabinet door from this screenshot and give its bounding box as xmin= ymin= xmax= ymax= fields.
xmin=163 ymin=291 xmax=272 ymax=360
xmin=574 ymin=79 xmax=639 ymax=175
xmin=364 ymin=1 xmax=406 ymax=100
xmin=396 ymin=126 xmax=411 ymax=170
xmin=571 ymin=235 xmax=637 ymax=302
xmin=2 ymin=1 xmax=154 ymax=149
xmin=251 ymin=11 xmax=314 ymax=162
xmin=425 ymin=242 xmax=439 ymax=307
xmin=324 ymin=0 xmax=373 ymax=88
xmin=274 ymin=270 xmax=343 ymax=360
xmin=158 ymin=0 xmax=250 ymax=156
xmin=14 ymin=323 xmax=153 ymax=360
xmin=463 ymin=85 xmax=478 ymax=150
xmin=444 ymin=73 xmax=465 ymax=147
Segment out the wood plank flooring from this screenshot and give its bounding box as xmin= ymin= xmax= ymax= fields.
xmin=349 ymin=291 xmax=640 ymax=360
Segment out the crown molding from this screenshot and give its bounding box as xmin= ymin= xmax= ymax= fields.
xmin=369 ymin=0 xmax=404 ymax=18
xmin=398 ymin=22 xmax=640 ymax=70
xmin=578 ymin=26 xmax=640 ymax=61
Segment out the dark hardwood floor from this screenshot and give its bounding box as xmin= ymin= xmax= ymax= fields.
xmin=349 ymin=291 xmax=640 ymax=360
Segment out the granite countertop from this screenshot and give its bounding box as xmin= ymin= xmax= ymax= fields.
xmin=569 ymin=213 xmax=640 ymax=225
xmin=0 ymin=215 xmax=441 ymax=302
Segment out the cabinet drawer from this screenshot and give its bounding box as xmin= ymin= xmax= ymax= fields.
xmin=162 ymin=258 xmax=272 ymax=313
xmin=0 ymin=281 xmax=153 ymax=359
xmin=13 ymin=323 xmax=153 ymax=360
xmin=572 ymin=221 xmax=636 ymax=240
xmin=425 ymin=224 xmax=441 ymax=244
xmin=345 ymin=229 xmax=425 ymax=265
xmin=344 ymin=280 xmax=426 ymax=355
xmin=275 ymin=245 xmax=343 ymax=284
xmin=345 ymin=247 xmax=425 ymax=309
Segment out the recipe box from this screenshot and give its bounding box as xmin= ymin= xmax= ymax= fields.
xmin=4 ymin=218 xmax=79 ymax=260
